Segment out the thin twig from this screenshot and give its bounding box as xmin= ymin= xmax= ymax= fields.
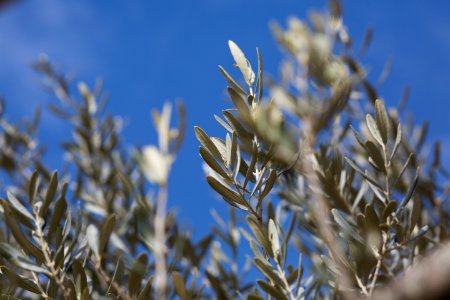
xmin=93 ymin=260 xmax=130 ymax=300
xmin=369 ymin=232 xmax=387 ymax=295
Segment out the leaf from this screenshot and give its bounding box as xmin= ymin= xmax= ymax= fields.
xmin=173 ymin=101 xmax=186 ymax=152
xmin=350 ymin=125 xmax=366 ymax=149
xmin=321 ymin=255 xmax=338 ymax=276
xmin=363 ymin=80 xmax=378 ymax=104
xmin=382 ymin=200 xmax=397 ymax=221
xmin=256 ymin=47 xmax=263 ymax=102
xmin=137 ymin=278 xmax=153 ymax=300
xmin=365 ymin=140 xmax=386 ymax=173
xmin=72 ymin=259 xmax=88 ymax=295
xmin=1 ymin=201 xmax=44 ymax=262
xmin=41 ymin=171 xmax=59 ymax=216
xmin=3 ymin=267 xmax=42 ymax=294
xmin=397 ymin=169 xmax=419 ymax=214
xmin=248 ymin=294 xmax=265 ymax=300
xmin=172 ymin=272 xmax=187 ymax=299
xmin=375 ymin=99 xmax=389 ymax=144
xmin=99 ymin=214 xmax=116 ymax=256
xmin=199 ymin=147 xmax=228 ymax=179
xmin=410 ymin=225 xmax=428 ymax=241
xmin=247 ymin=215 xmax=272 ymax=257
xmin=258 ymin=280 xmax=289 ymax=300
xmin=228 ymin=40 xmax=255 ymax=87
xmin=86 ymin=224 xmax=100 ymax=259
xmin=260 ymin=169 xmax=277 ymax=200
xmin=344 ymin=157 xmax=383 ymax=191
xmin=410 ymin=195 xmax=421 ymax=233
xmin=7 ymin=191 xmax=33 ymax=222
xmin=251 ymin=167 xmax=266 ymax=197
xmin=231 ymin=137 xmax=241 ymax=181
xmin=0 ymin=242 xmax=49 ymax=274
xmin=214 ymin=114 xmax=233 ymax=133
xmin=228 ymin=87 xmax=251 ymax=122
xmin=140 ymin=146 xmax=170 ymax=185
xmin=128 ymin=253 xmax=149 ymax=296
xmin=206 ymin=176 xmax=247 ymax=210
xmin=365 ymin=204 xmax=382 ymax=250
xmin=268 ymin=219 xmax=281 ymax=264
xmin=222 ymin=110 xmax=253 ymax=141
xmin=218 ymin=65 xmax=247 ymax=96
xmin=48 ymin=196 xmax=67 ymax=238
xmin=394 ymin=153 xmax=414 ymax=187
xmin=366 ymin=114 xmax=384 ymax=147
xmin=244 ymin=142 xmax=258 ymax=189
xmin=194 ymin=126 xmax=223 ymax=163
xmin=253 ymin=258 xmax=285 ymax=288
xmin=28 ymin=170 xmax=40 ymax=204
xmin=390 ymin=123 xmax=403 ymax=162
xmin=229 ymin=132 xmax=239 ymax=172
xmin=331 ymin=209 xmax=364 ymax=244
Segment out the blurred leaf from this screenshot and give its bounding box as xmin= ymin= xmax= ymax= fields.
xmin=258 ymin=280 xmax=288 ymax=300
xmin=172 ymin=272 xmax=188 ymax=299
xmin=206 ymin=176 xmax=247 ymax=210
xmin=99 ymin=214 xmax=116 ymax=256
xmin=268 ymin=219 xmax=281 ymax=264
xmin=128 ymin=253 xmax=149 ymax=296
xmin=41 ymin=171 xmax=60 ymax=217
xmin=397 ymin=170 xmax=419 ymax=214
xmin=28 ymin=170 xmax=40 ymax=204
xmin=87 ymin=224 xmax=100 ymax=259
xmin=3 ymin=267 xmax=42 ymax=295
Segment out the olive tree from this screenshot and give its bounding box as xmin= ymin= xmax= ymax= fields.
xmin=0 ymin=1 xmax=448 ymax=299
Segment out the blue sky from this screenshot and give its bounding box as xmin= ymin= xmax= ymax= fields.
xmin=0 ymin=0 xmax=449 ymax=237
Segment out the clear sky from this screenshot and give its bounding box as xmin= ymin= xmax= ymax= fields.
xmin=0 ymin=0 xmax=449 ymax=237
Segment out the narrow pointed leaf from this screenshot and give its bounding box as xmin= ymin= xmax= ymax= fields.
xmin=100 ymin=214 xmax=116 ymax=256
xmin=375 ymin=99 xmax=389 ymax=144
xmin=194 ymin=126 xmax=223 ymax=163
xmin=200 ymin=147 xmax=229 ymax=179
xmin=366 ymin=114 xmax=384 ymax=147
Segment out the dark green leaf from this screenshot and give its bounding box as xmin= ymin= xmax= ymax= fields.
xmin=194 ymin=126 xmax=223 ymax=163
xmin=397 ymin=170 xmax=419 ymax=214
xmin=258 ymin=280 xmax=288 ymax=300
xmin=128 ymin=253 xmax=149 ymax=296
xmin=206 ymin=176 xmax=247 ymax=209
xmin=199 ymin=147 xmax=228 ymax=179
xmin=172 ymin=272 xmax=187 ymax=299
xmin=244 ymin=142 xmax=258 ymax=189
xmin=99 ymin=214 xmax=116 ymax=256
xmin=41 ymin=171 xmax=59 ymax=217
xmin=28 ymin=170 xmax=40 ymax=204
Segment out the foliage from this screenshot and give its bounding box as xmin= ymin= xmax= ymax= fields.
xmin=0 ymin=1 xmax=449 ymax=299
